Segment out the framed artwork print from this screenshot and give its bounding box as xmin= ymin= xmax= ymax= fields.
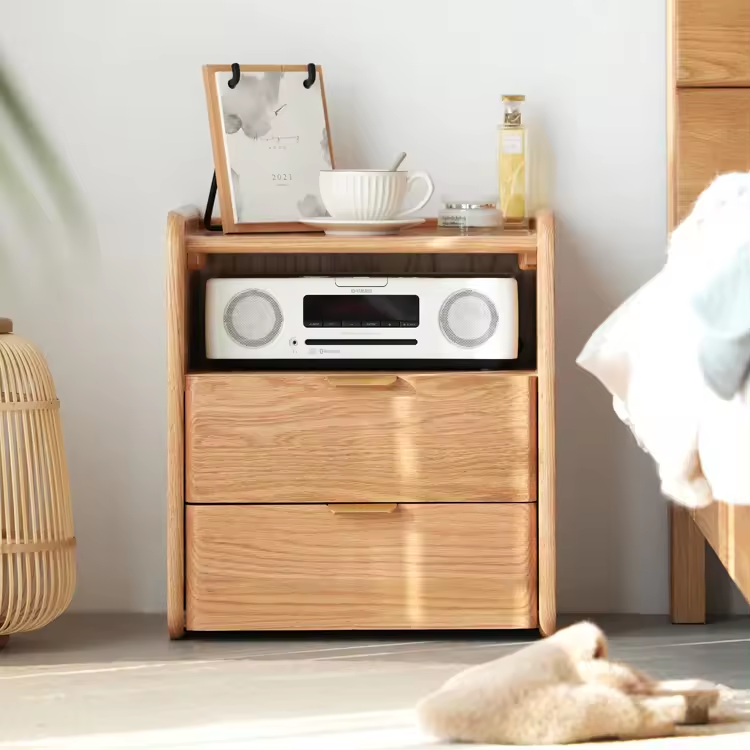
xmin=203 ymin=64 xmax=335 ymax=233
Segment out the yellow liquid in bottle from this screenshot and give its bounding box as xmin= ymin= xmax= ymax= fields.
xmin=498 ymin=126 xmax=528 ymax=221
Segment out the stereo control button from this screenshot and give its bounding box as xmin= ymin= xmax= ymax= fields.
xmin=381 ymin=321 xmax=400 ymax=327
xmin=323 ymin=321 xmax=341 ymax=328
xmin=305 ymin=321 xmax=323 ymax=328
xmin=362 ymin=321 xmax=380 ymax=328
xmin=400 ymin=321 xmax=419 ymax=328
xmin=342 ymin=321 xmax=361 ymax=327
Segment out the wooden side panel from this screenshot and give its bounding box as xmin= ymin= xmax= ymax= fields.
xmin=676 ymin=0 xmax=750 ymax=86
xmin=670 ymin=505 xmax=706 ymax=623
xmin=694 ymin=503 xmax=750 ymax=605
xmin=186 ymin=503 xmax=538 ymax=630
xmin=187 ymin=372 xmax=537 ymax=504
xmin=676 ymin=89 xmax=750 ymax=221
xmin=536 ymin=210 xmax=556 ymax=636
xmin=166 ymin=208 xmax=199 ymax=639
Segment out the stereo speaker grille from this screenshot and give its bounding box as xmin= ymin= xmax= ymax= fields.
xmin=438 ymin=290 xmax=499 ymax=348
xmin=223 ymin=289 xmax=283 ymax=348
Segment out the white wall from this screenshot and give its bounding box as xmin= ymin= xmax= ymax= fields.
xmin=1 ymin=0 xmax=745 ymax=615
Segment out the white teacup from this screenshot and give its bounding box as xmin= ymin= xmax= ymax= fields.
xmin=319 ymin=169 xmax=434 ymax=221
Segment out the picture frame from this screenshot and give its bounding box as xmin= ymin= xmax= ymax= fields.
xmin=203 ymin=64 xmax=335 ymax=233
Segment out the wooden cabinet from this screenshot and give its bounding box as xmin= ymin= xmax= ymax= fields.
xmin=186 ymin=503 xmax=537 ymax=630
xmin=675 ymin=0 xmax=750 ymax=86
xmin=167 ymin=211 xmax=556 ymax=637
xmin=187 ymin=372 xmax=537 ymax=504
xmin=676 ymin=89 xmax=750 ymax=219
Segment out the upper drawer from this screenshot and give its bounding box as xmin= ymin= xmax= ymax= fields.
xmin=675 ymin=0 xmax=750 ymax=86
xmin=676 ymin=89 xmax=750 ymax=220
xmin=186 ymin=372 xmax=537 ymax=503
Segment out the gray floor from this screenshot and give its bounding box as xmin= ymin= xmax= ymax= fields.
xmin=3 ymin=614 xmax=749 ymax=688
xmin=0 ymin=615 xmax=748 ymax=749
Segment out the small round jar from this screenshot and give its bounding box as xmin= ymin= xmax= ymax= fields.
xmin=438 ymin=202 xmax=502 ymax=229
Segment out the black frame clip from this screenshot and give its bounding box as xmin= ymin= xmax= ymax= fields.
xmin=303 ymin=63 xmax=316 ymax=89
xmin=228 ymin=63 xmax=241 ymax=89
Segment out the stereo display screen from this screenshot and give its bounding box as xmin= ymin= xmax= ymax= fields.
xmin=303 ymin=295 xmax=419 ymax=328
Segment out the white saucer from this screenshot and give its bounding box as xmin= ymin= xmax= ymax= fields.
xmin=300 ymin=217 xmax=425 ymax=237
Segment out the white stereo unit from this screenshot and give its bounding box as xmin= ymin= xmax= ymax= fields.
xmin=205 ymin=277 xmax=518 ymax=361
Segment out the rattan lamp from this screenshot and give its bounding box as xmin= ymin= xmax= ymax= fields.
xmin=0 ymin=318 xmax=75 ymax=650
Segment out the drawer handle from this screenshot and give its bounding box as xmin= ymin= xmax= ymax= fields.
xmin=328 ymin=504 xmax=399 ymax=514
xmin=325 ymin=375 xmax=399 ymax=388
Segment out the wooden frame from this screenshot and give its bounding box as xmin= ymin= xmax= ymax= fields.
xmin=203 ymin=65 xmax=334 ymax=234
xmin=166 ymin=211 xmax=555 ymax=638
xmin=667 ymin=0 xmax=750 ymax=623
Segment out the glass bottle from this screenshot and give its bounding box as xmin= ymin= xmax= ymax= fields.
xmin=497 ymin=95 xmax=529 ymax=225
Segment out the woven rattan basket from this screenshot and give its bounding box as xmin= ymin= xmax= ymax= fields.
xmin=0 ymin=318 xmax=75 ymax=645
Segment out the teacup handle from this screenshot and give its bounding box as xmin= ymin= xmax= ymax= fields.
xmin=394 ymin=171 xmax=435 ymax=218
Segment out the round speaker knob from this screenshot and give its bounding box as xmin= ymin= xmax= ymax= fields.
xmin=439 ymin=290 xmax=499 ymax=348
xmin=224 ymin=289 xmax=284 ymax=348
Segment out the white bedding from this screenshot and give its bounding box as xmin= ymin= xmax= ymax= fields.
xmin=577 ymin=173 xmax=750 ymax=509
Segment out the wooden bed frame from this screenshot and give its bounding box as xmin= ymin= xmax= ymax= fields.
xmin=668 ymin=0 xmax=750 ymax=622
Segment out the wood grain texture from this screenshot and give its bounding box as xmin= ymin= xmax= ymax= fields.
xmin=187 ymin=372 xmax=537 ymax=504
xmin=186 ymin=503 xmax=537 ymax=630
xmin=676 ymin=88 xmax=750 ymax=220
xmin=676 ymin=0 xmax=750 ymax=86
xmin=166 ymin=207 xmax=199 ymax=639
xmin=670 ymin=505 xmax=706 ymax=623
xmin=185 ymin=222 xmax=538 ymax=255
xmin=667 ymin=0 xmax=678 ymax=229
xmin=693 ymin=503 xmax=750 ymax=605
xmin=536 ymin=210 xmax=556 ymax=636
xmin=202 ymin=65 xmax=334 ymax=234
xmin=668 ymin=24 xmax=708 ymax=619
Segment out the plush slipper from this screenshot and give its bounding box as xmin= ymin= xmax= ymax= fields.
xmin=417 ymin=622 xmax=722 ymax=745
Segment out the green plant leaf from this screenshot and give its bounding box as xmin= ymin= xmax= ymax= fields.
xmin=0 ymin=58 xmax=88 ymax=240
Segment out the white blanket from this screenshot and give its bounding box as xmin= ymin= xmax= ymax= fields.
xmin=577 ymin=173 xmax=750 ymax=508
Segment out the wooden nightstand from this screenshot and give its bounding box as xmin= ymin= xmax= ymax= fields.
xmin=166 ymin=212 xmax=555 ymax=638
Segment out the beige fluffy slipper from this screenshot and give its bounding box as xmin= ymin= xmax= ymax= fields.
xmin=417 ymin=622 xmax=721 ymax=745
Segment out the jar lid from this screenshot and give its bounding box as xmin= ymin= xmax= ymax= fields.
xmin=502 ymin=95 xmax=526 ymax=102
xmin=443 ymin=202 xmax=497 ymax=210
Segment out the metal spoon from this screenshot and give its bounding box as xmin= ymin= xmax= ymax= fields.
xmin=389 ymin=152 xmax=407 ymax=171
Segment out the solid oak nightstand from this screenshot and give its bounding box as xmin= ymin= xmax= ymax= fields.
xmin=166 ymin=213 xmax=556 ymax=638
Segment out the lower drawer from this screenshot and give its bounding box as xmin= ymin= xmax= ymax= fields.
xmin=186 ymin=503 xmax=537 ymax=630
